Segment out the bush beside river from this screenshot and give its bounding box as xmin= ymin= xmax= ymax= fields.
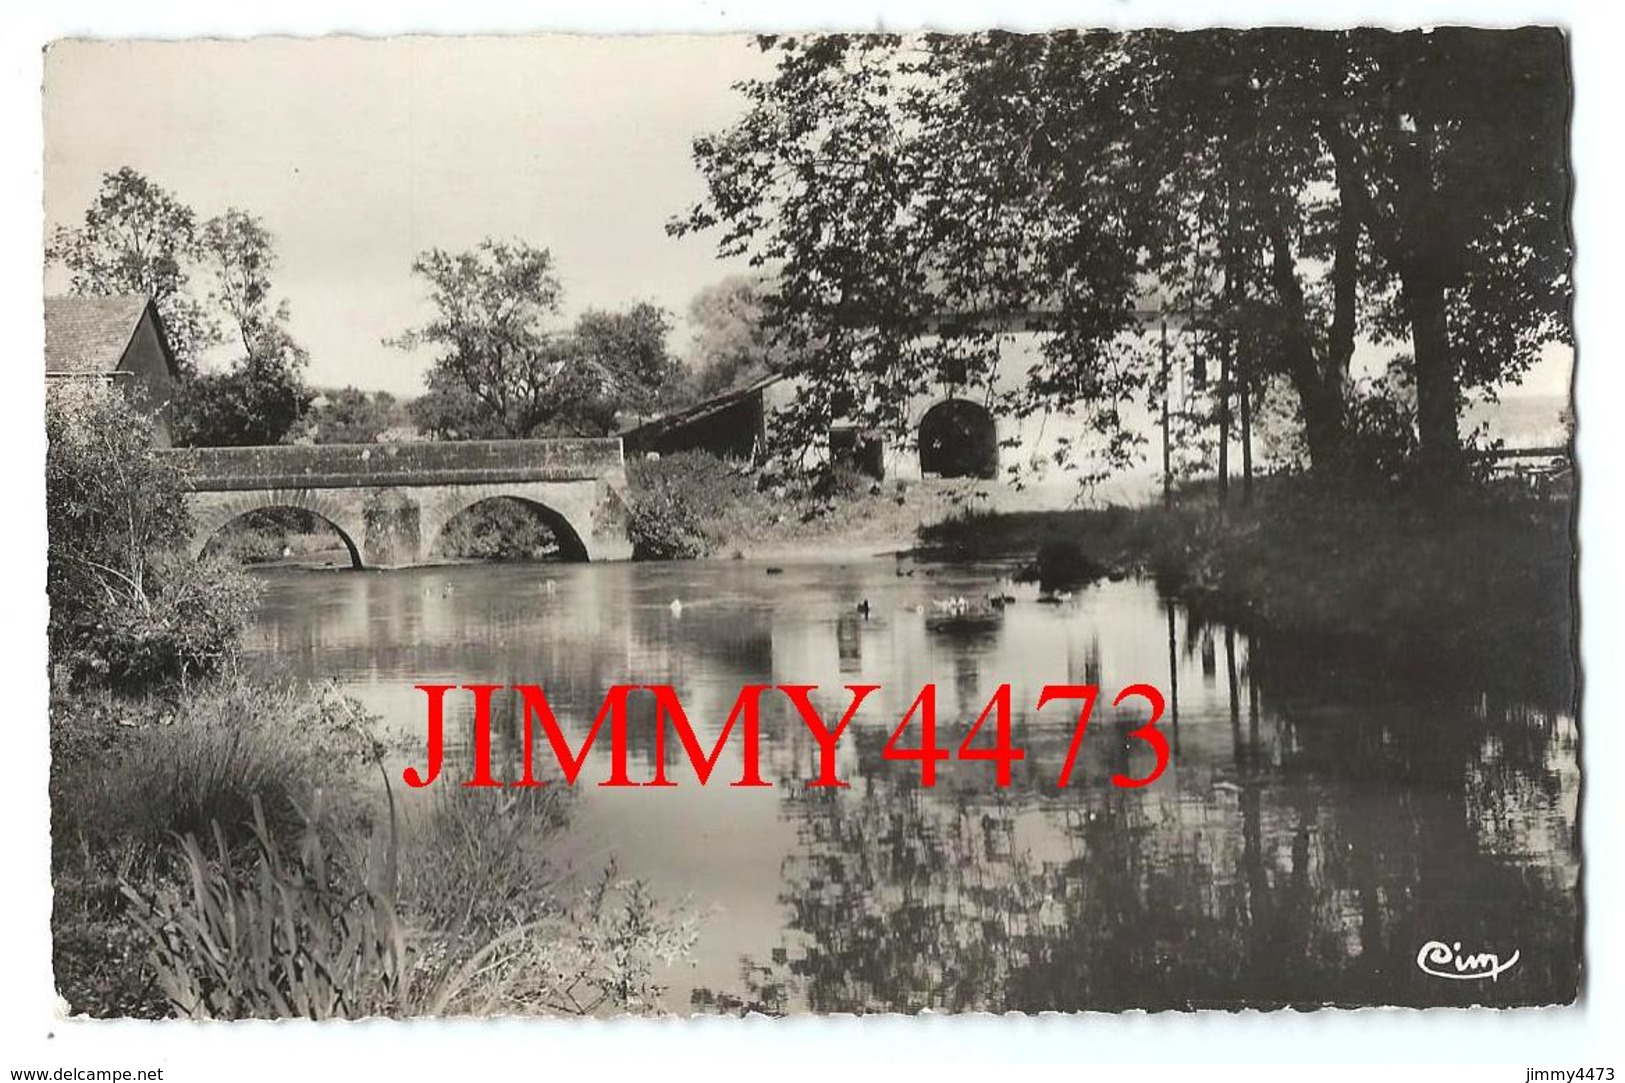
xmin=48 ymin=392 xmax=696 ymax=1018
xmin=624 ymin=450 xmax=1020 ymax=560
xmin=622 ymin=453 xmax=1574 ymax=701
xmin=919 ymin=476 xmax=1576 ymax=699
xmin=51 ymin=678 xmax=697 ymax=1018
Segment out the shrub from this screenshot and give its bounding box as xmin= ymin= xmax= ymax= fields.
xmin=1343 ymin=375 xmax=1421 ymax=485
xmin=59 ymin=553 xmax=260 ymax=691
xmin=625 ymin=451 xmax=755 ymax=560
xmin=399 ymin=787 xmax=570 ymax=941
xmin=397 ymin=791 xmax=698 ymax=1016
xmin=47 ymin=391 xmax=187 ymax=645
xmin=1019 ymin=538 xmax=1111 ymax=591
xmin=52 ymin=679 xmax=378 ymax=872
xmin=432 ymin=497 xmax=561 ymax=561
xmin=121 ymin=785 xmax=697 ymax=1018
xmin=50 ymin=678 xmax=384 ymax=1017
xmin=47 ymin=389 xmax=259 ymax=691
xmin=816 ymin=463 xmax=872 ymax=502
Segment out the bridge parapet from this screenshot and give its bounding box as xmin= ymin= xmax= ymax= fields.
xmin=160 ymin=438 xmax=625 ymax=491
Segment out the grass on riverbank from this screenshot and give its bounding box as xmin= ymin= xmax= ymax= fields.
xmin=919 ymin=476 xmax=1576 ymax=697
xmin=50 ymin=679 xmax=382 ymax=1016
xmin=51 ymin=675 xmax=696 ymax=1019
xmin=626 ymin=450 xmax=1048 ymax=560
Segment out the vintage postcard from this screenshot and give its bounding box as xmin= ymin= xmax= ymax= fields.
xmin=35 ymin=25 xmax=1580 ymax=1033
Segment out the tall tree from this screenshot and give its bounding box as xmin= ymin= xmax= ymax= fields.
xmin=392 ymin=239 xmax=676 ymax=438
xmin=1326 ymin=29 xmax=1572 ymax=478
xmin=685 ymin=273 xmax=786 ymax=397
xmin=673 ymin=30 xmax=1571 ymax=486
xmin=170 ymin=209 xmax=314 ymax=447
xmin=307 ymin=387 xmax=403 ymax=445
xmin=200 ymin=209 xmax=285 ymax=355
xmin=49 ymin=171 xmax=319 ymax=447
xmin=568 ymin=302 xmax=682 ymax=430
xmin=46 ymin=167 xmax=218 ymax=372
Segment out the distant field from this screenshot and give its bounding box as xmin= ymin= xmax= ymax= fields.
xmin=1464 ymin=392 xmax=1570 ymax=447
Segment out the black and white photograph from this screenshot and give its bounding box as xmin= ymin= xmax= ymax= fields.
xmin=6 ymin=2 xmax=1623 ymax=1074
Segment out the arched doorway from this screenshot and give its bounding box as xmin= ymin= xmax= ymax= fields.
xmin=429 ymin=496 xmax=590 ymax=563
xmin=918 ymin=399 xmax=998 ymax=480
xmin=199 ymin=506 xmax=363 ymax=569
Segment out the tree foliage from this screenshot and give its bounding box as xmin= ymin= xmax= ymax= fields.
xmin=49 ymin=171 xmax=316 ymax=447
xmin=171 ymin=209 xmax=314 ymax=447
xmin=47 ymin=167 xmax=218 ymax=373
xmin=46 ymin=389 xmax=258 ymax=690
xmin=307 ymin=387 xmax=404 ymax=445
xmin=673 ymin=30 xmax=1572 ymax=485
xmin=170 ymin=353 xmax=315 ymax=448
xmin=684 ymin=273 xmax=786 ymax=397
xmin=393 ymin=239 xmax=678 ymax=439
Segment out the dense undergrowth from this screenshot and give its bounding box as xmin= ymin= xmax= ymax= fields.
xmin=919 ymin=475 xmax=1575 ymax=699
xmin=48 ymin=390 xmax=695 ymax=1018
xmin=624 ymin=450 xmax=1004 ymax=559
xmin=51 ymin=677 xmax=698 ymax=1018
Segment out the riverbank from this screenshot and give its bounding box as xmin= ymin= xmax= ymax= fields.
xmin=233 ymin=547 xmax=1582 ymax=1011
xmin=917 ymin=478 xmax=1576 ymax=699
xmin=626 ymin=450 xmax=1063 ymax=561
xmin=49 ymin=675 xmax=698 ymax=1018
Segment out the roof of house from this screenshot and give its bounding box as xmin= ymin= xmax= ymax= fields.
xmin=44 ymin=294 xmax=170 ymax=376
xmin=620 ymin=372 xmax=787 ymax=443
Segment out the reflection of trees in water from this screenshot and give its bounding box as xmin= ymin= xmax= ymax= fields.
xmin=695 ymin=621 xmax=1580 ymax=1014
xmin=249 ymin=569 xmax=1579 ymax=1013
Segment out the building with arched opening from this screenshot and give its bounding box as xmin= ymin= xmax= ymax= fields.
xmin=620 ymin=298 xmax=1189 ymax=506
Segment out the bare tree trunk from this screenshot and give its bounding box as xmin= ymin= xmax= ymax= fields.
xmin=1218 ymin=333 xmax=1231 ymax=500
xmin=1406 ymin=279 xmax=1463 ymax=484
xmin=1160 ymin=319 xmax=1173 ymax=507
xmin=1266 ymin=215 xmax=1348 ymax=475
xmin=1239 ymin=352 xmax=1254 ymax=501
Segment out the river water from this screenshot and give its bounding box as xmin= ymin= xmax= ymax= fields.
xmin=242 ymin=558 xmax=1580 ymax=1013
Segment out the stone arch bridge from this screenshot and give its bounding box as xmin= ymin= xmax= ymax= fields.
xmin=159 ymin=439 xmax=633 ymax=568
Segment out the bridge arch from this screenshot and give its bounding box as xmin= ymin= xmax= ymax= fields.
xmin=163 ymin=440 xmax=634 ymax=567
xmin=918 ymin=397 xmax=999 ymax=480
xmin=189 ymin=489 xmax=364 ymax=569
xmin=426 ymin=494 xmax=590 ymax=563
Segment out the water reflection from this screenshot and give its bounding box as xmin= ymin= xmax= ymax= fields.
xmin=244 ymin=560 xmax=1580 ymax=1012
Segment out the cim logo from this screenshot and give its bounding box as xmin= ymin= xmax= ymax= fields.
xmin=1416 ymin=939 xmax=1521 ymax=982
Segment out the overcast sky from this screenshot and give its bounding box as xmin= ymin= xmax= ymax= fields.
xmin=44 ymin=36 xmax=776 ymax=395
xmin=43 ymin=34 xmax=1571 ymax=400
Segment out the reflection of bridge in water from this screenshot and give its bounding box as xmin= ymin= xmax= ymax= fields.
xmin=160 ymin=439 xmax=632 ymax=568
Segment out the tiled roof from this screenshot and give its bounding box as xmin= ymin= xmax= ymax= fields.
xmin=44 ymin=295 xmax=153 ymax=375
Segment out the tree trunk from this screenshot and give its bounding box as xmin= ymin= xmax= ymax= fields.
xmin=1266 ymin=214 xmax=1349 ymax=475
xmin=1217 ymin=334 xmax=1230 ymax=500
xmin=1406 ymin=280 xmax=1462 ymax=483
xmin=1328 ymin=112 xmax=1466 ymax=488
xmin=1218 ymin=239 xmax=1244 ymax=501
xmin=1297 ymin=378 xmax=1348 ymax=476
xmin=1160 ymin=319 xmax=1173 ymax=507
xmin=1239 ymin=348 xmax=1253 ymax=501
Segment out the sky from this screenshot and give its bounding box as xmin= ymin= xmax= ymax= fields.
xmin=44 ymin=36 xmax=777 ymax=396
xmin=42 ymin=33 xmax=1572 ymax=401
